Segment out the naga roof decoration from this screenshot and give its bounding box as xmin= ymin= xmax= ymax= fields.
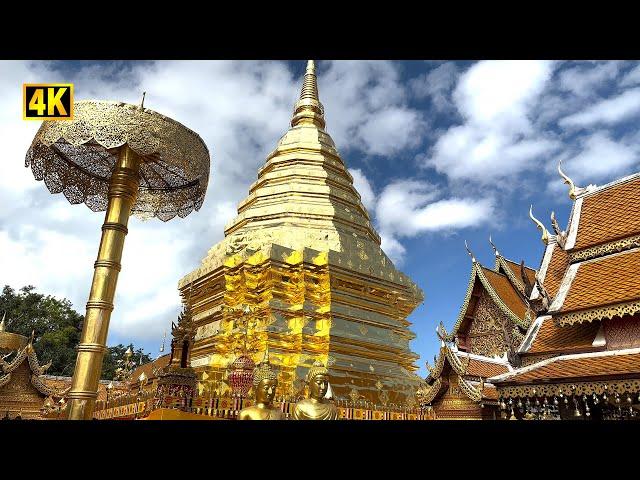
xmin=0 ymin=341 xmax=69 ymax=398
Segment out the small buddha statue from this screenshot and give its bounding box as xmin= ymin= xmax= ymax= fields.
xmin=238 ymin=349 xmax=283 ymax=420
xmin=292 ymin=361 xmax=338 ymax=420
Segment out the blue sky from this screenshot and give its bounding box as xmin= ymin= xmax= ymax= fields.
xmin=2 ymin=60 xmax=640 ymax=377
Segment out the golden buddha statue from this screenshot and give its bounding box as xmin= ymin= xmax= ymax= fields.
xmin=238 ymin=349 xmax=283 ymax=420
xmin=292 ymin=361 xmax=338 ymax=420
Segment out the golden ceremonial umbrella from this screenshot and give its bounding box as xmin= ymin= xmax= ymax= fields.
xmin=25 ymin=98 xmax=210 ymax=419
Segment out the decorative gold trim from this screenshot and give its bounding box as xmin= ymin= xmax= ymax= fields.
xmin=458 ymin=375 xmax=483 ymax=403
xmin=569 ymin=235 xmax=640 ymax=262
xmin=449 ymin=265 xmax=481 ymax=339
xmin=419 ymin=377 xmax=444 ymax=404
xmin=497 ymin=378 xmax=640 ymax=398
xmin=496 ymin=256 xmax=527 ymax=296
xmin=555 ymin=300 xmax=640 ymax=326
xmin=426 ymin=348 xmax=446 ymax=381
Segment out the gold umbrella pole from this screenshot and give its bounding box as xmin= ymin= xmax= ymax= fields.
xmin=67 ymin=145 xmax=142 ymax=420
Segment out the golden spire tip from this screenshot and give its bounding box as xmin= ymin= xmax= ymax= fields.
xmin=306 ymin=60 xmax=315 ymax=74
xmin=139 ymin=91 xmax=146 ymax=109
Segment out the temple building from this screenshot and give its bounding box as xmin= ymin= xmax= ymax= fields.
xmin=489 ymin=167 xmax=640 ymax=420
xmin=178 ymin=61 xmax=424 ymax=405
xmin=0 ymin=315 xmax=125 ymax=419
xmin=419 ymin=241 xmax=538 ymax=419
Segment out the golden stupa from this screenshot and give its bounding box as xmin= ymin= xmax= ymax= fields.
xmin=179 ymin=61 xmax=424 ymax=405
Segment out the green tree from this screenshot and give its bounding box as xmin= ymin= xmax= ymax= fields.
xmin=1 ymin=285 xmax=151 ymax=379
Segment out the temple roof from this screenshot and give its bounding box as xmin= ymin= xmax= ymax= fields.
xmin=490 ymin=347 xmax=640 ymax=385
xmin=497 ymin=256 xmax=536 ymax=296
xmin=535 ymin=242 xmax=569 ymax=300
xmin=421 ymin=341 xmax=506 ymax=405
xmin=0 ymin=342 xmax=67 ymax=398
xmin=571 ymin=174 xmax=640 ymax=251
xmin=519 ymin=315 xmax=602 ymax=356
xmin=449 ymin=253 xmax=534 ymax=339
xmin=549 ymin=247 xmax=640 ymax=325
xmin=481 ymin=267 xmax=529 ymax=322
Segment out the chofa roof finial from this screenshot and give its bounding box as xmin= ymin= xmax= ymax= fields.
xmin=489 ymin=235 xmax=499 ymax=257
xmin=464 ymin=240 xmax=476 ymax=263
xmin=529 ymin=205 xmax=550 ymax=245
xmin=558 ymin=159 xmax=580 ymax=200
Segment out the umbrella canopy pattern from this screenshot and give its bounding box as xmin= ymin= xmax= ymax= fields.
xmin=25 ymin=100 xmax=210 ymax=221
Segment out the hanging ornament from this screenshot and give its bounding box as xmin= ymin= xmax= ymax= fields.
xmin=517 ymin=399 xmax=523 ymax=409
xmin=615 ymin=393 xmax=621 ymax=404
xmin=573 ymin=398 xmax=582 ymax=418
xmin=553 ymin=396 xmax=559 ymax=406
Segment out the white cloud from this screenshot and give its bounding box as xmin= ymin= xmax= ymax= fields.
xmin=619 ymin=64 xmax=640 ymax=87
xmin=410 ymin=62 xmax=459 ymax=112
xmin=348 ymin=168 xmax=375 ymax=212
xmin=424 ymin=60 xmax=558 ymax=183
xmin=319 ymin=61 xmax=426 ymax=157
xmin=558 ymin=61 xmax=622 ymax=97
xmin=561 ymin=132 xmax=639 ymax=182
xmin=454 ymin=60 xmax=554 ymax=132
xmin=559 ymin=87 xmax=640 ymax=128
xmin=374 ymin=179 xmax=494 ymax=264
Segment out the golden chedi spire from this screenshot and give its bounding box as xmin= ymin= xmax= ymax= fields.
xmin=180 ymin=60 xmax=424 ymax=406
xmin=291 ymin=60 xmax=325 ymax=129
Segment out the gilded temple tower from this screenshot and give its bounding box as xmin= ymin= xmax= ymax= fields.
xmin=179 ymin=61 xmax=424 ymax=404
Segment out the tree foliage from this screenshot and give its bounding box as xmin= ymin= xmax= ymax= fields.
xmin=0 ymin=285 xmax=151 ymax=379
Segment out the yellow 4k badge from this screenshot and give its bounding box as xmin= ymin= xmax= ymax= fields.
xmin=23 ymin=83 xmax=74 ymax=120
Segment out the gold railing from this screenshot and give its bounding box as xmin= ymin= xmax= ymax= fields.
xmin=93 ymin=393 xmax=434 ymax=420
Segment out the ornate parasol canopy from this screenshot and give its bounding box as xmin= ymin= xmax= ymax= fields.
xmin=25 ymin=100 xmax=210 ymax=221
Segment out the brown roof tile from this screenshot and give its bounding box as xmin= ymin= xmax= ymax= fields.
xmin=463 ymin=357 xmax=510 ymax=378
xmin=543 ymin=244 xmax=569 ymax=299
xmin=527 ymin=318 xmax=601 ymax=355
xmin=561 ymin=248 xmax=640 ymax=312
xmin=574 ymin=176 xmax=640 ymax=250
xmin=501 ymin=352 xmax=640 ymax=384
xmin=481 ymin=267 xmax=529 ymax=320
xmin=481 ymin=384 xmax=499 ymax=401
xmin=504 ymin=259 xmax=536 ymax=288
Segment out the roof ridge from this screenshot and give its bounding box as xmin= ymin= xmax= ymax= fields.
xmin=577 ymin=171 xmax=640 ymax=200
